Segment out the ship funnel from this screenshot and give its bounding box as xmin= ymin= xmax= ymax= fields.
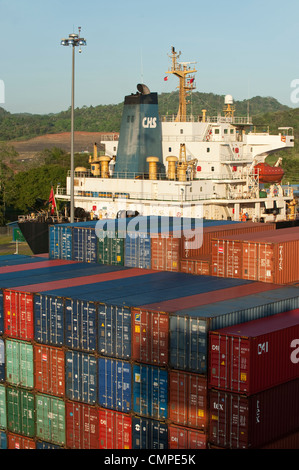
xmin=114 ymin=86 xmax=164 ymax=178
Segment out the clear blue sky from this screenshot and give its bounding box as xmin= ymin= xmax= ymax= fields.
xmin=1 ymin=0 xmax=299 ymax=114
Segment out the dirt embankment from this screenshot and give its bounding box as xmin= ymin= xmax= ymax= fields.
xmin=10 ymin=131 xmax=115 ymax=160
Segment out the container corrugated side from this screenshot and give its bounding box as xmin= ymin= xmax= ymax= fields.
xmin=125 ymin=232 xmax=151 ymax=269
xmin=132 ymin=417 xmax=168 ymax=449
xmin=66 ymin=401 xmax=99 ymax=449
xmin=7 ymin=432 xmax=36 ymax=449
xmin=209 ymin=378 xmax=299 ymax=449
xmin=97 ymin=229 xmax=125 ymax=266
xmin=35 ymin=393 xmax=65 ymax=446
xmin=0 ymin=430 xmax=6 ymax=449
xmin=0 ymin=384 xmax=6 ymax=430
xmin=65 ymin=351 xmax=97 ymax=405
xmin=168 ymin=370 xmax=208 ymax=430
xmin=0 ymin=290 xmax=3 ymax=335
xmin=65 ymin=297 xmax=97 ymax=352
xmin=6 ymin=386 xmax=35 ymax=437
xmin=168 ymin=425 xmax=207 ymax=449
xmin=4 ymin=289 xmax=34 ymax=340
xmin=132 ymin=363 xmax=168 ymax=420
xmin=6 ymin=339 xmax=34 ymax=389
xmin=34 ymin=344 xmax=65 ymax=397
xmin=49 ymin=224 xmax=73 ymax=260
xmin=34 ymin=294 xmax=64 ymax=346
xmin=73 ymin=226 xmax=97 ymax=263
xmin=209 ymin=308 xmax=299 ymax=395
xmin=98 ymin=303 xmax=131 ymax=359
xmin=169 ymin=286 xmax=299 ymax=373
xmin=0 ymin=339 xmax=4 ymax=383
xmin=99 ymin=408 xmax=132 ymax=449
xmin=182 ymin=221 xmax=276 ymax=259
xmin=151 ymin=234 xmax=181 ymax=272
xmin=98 ymin=358 xmax=131 ymax=413
xmin=131 ymin=308 xmax=168 ymax=366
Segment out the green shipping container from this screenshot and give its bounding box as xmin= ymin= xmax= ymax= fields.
xmin=35 ymin=394 xmax=65 ymax=446
xmin=97 ymin=231 xmax=124 ymax=265
xmin=7 ymin=386 xmax=35 ymax=437
xmin=6 ymin=339 xmax=34 ymax=389
xmin=0 ymin=385 xmax=7 ymax=430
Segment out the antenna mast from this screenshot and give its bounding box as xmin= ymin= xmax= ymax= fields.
xmin=166 ymin=46 xmax=197 ymax=122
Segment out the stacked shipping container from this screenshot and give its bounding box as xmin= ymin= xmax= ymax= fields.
xmin=211 ymin=227 xmax=299 ymax=284
xmin=48 ymin=217 xmax=278 ymax=281
xmin=0 ymin=224 xmax=299 ymax=450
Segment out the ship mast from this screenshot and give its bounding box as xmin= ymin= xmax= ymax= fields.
xmin=166 ymin=46 xmax=197 ymax=122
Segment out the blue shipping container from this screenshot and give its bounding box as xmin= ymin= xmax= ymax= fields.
xmin=125 ymin=232 xmax=151 ymax=269
xmin=49 ymin=224 xmax=73 ymax=260
xmin=65 ymin=298 xmax=97 ymax=352
xmin=73 ymin=226 xmax=98 ymax=263
xmin=65 ymin=350 xmax=97 ymax=405
xmin=98 ymin=358 xmax=131 ymax=413
xmin=132 ymin=417 xmax=168 ymax=450
xmin=133 ymin=364 xmax=168 ymax=420
xmin=34 ymin=294 xmax=64 ymax=346
xmin=169 ymin=286 xmax=299 ymax=374
xmin=98 ymin=303 xmax=131 ymax=359
xmin=0 ymin=430 xmax=7 ymax=449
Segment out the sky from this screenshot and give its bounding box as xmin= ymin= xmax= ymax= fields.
xmin=1 ymin=0 xmax=299 ymax=115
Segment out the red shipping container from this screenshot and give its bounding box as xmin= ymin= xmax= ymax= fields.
xmin=7 ymin=432 xmax=36 ymax=449
xmin=260 ymin=430 xmax=299 ymax=449
xmin=194 ymin=256 xmax=211 ymax=276
xmin=182 ymin=222 xmax=275 ymax=259
xmin=34 ymin=344 xmax=65 ymax=397
xmin=168 ymin=370 xmax=208 ymax=430
xmin=180 ymin=259 xmax=195 ymax=274
xmin=98 ymin=408 xmax=132 ymax=449
xmin=151 ymin=234 xmax=181 ymax=272
xmin=4 ymin=289 xmax=34 ymax=340
xmin=168 ymin=425 xmax=207 ymax=449
xmin=180 ymin=257 xmax=211 ymax=276
xmin=209 ymin=379 xmax=299 ymax=449
xmin=131 ymin=308 xmax=168 ymax=366
xmin=209 ymin=308 xmax=299 ymax=395
xmin=66 ymin=401 xmax=99 ymax=449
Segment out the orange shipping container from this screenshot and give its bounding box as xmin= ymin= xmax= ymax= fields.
xmin=211 ymin=227 xmax=299 ymax=284
xmin=151 ymin=234 xmax=181 ymax=272
xmin=182 ymin=222 xmax=275 ymax=259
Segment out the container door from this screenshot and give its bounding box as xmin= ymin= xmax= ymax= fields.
xmin=209 ymin=333 xmax=230 ymax=390
xmin=230 ymin=336 xmax=250 ymax=394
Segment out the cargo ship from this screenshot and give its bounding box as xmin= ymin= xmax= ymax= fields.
xmin=54 ymin=46 xmax=297 ymax=224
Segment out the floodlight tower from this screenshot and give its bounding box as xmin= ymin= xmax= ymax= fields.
xmin=61 ymin=27 xmax=86 ymax=222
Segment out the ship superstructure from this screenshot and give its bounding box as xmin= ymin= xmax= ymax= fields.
xmin=55 ymin=47 xmax=296 ymax=223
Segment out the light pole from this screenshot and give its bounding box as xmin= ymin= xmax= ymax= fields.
xmin=61 ymin=28 xmax=86 ymax=222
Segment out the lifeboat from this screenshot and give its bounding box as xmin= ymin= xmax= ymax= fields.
xmin=254 ymin=162 xmax=284 ymax=184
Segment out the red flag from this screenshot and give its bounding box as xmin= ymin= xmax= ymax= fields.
xmin=164 ymin=76 xmax=168 ymax=81
xmin=189 ymin=78 xmax=194 ymax=84
xmin=48 ymin=187 xmax=56 ymax=215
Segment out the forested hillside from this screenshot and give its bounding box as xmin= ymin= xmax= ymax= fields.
xmin=0 ymin=92 xmax=290 ymax=141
